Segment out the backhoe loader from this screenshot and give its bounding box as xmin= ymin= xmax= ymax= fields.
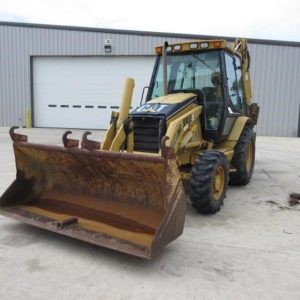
xmin=0 ymin=38 xmax=259 ymax=259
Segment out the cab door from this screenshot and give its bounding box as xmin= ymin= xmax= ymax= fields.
xmin=221 ymin=52 xmax=245 ymax=136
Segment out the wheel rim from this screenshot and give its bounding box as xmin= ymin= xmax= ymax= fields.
xmin=246 ymin=140 xmax=254 ymax=173
xmin=213 ymin=165 xmax=225 ymax=200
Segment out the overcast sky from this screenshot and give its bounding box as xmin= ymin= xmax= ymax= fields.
xmin=0 ymin=0 xmax=300 ymax=42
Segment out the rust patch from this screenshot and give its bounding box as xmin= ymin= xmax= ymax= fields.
xmin=62 ymin=131 xmax=79 ymax=148
xmin=9 ymin=126 xmax=28 ymax=142
xmin=53 ymin=216 xmax=78 ymax=229
xmin=161 ymin=136 xmax=175 ymax=158
xmin=0 ymin=136 xmax=186 ymax=258
xmin=27 ymin=198 xmax=157 ymax=234
xmin=81 ymin=131 xmax=101 ymax=150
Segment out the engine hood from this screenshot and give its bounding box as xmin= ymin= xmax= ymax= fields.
xmin=131 ymin=93 xmax=197 ymax=119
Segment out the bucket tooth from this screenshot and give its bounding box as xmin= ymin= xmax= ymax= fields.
xmin=9 ymin=126 xmax=28 ymax=142
xmin=62 ymin=131 xmax=79 ymax=148
xmin=81 ymin=131 xmax=101 ymax=150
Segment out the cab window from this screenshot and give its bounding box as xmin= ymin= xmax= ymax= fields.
xmin=150 ymin=51 xmax=224 ymax=131
xmin=224 ymin=53 xmax=243 ymax=112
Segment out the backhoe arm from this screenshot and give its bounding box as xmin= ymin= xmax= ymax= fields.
xmin=234 ymin=38 xmax=252 ymax=104
xmin=234 ymin=38 xmax=259 ymax=124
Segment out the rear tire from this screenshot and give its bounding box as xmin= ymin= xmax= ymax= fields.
xmin=229 ymin=125 xmax=255 ymax=186
xmin=190 ymin=151 xmax=229 ymax=214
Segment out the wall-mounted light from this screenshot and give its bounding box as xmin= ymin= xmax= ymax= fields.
xmin=104 ymin=39 xmax=112 ymax=53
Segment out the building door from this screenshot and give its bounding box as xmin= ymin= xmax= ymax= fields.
xmin=32 ymin=56 xmax=155 ymax=129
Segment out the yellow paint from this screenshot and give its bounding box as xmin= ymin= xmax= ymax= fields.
xmin=101 ymin=111 xmax=118 ymax=150
xmin=127 ymin=131 xmax=134 ymax=153
xmin=148 ymin=93 xmax=196 ymax=104
xmin=214 ymin=117 xmax=249 ymax=163
xmin=166 ymin=103 xmax=198 ymax=125
xmin=180 ymin=172 xmax=192 ymax=180
xmin=18 ymin=205 xmax=153 ymax=248
xmin=234 ymin=39 xmax=252 ymax=104
xmin=166 ymin=106 xmax=202 ymax=152
xmin=246 ymin=140 xmax=254 ymax=172
xmin=183 ymin=141 xmax=202 ymax=150
xmin=110 ymin=124 xmax=126 ymax=151
xmin=25 ymin=108 xmax=31 ymax=128
xmin=117 ymin=78 xmax=134 ymax=130
xmin=212 ymin=165 xmax=225 ymax=200
xmin=223 ymin=149 xmax=234 ymax=161
xmin=101 ymin=78 xmax=134 ymax=151
xmin=212 ymin=145 xmax=234 ymax=161
xmin=228 ymin=117 xmax=249 ymax=141
xmin=177 ymin=151 xmax=191 ymax=165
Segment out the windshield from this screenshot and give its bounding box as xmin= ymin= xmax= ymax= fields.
xmin=150 ymin=51 xmax=222 ymax=98
xmin=149 ymin=50 xmax=224 ymax=130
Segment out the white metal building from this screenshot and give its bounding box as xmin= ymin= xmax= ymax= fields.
xmin=0 ymin=21 xmax=300 ymax=136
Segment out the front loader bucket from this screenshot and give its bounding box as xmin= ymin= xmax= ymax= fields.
xmin=0 ymin=128 xmax=186 ymax=259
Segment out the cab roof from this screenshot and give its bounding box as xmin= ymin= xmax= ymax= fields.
xmin=155 ymin=39 xmax=240 ymax=57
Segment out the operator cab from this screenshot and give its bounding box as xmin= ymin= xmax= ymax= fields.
xmin=146 ymin=40 xmax=247 ymax=142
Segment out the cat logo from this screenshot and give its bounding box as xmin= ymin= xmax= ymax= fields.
xmin=134 ymin=104 xmax=168 ymax=113
xmin=145 ymin=107 xmax=156 ymax=113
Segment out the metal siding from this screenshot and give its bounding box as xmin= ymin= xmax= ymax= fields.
xmin=248 ymin=43 xmax=300 ymax=136
xmin=0 ymin=24 xmax=300 ymax=136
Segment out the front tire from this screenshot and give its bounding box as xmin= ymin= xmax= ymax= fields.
xmin=190 ymin=151 xmax=229 ymax=214
xmin=229 ymin=125 xmax=255 ymax=186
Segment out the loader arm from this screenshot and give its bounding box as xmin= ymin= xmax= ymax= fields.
xmin=101 ymin=78 xmax=135 ymax=152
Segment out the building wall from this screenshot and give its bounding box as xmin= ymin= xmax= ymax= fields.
xmin=0 ymin=22 xmax=299 ymax=136
xmin=249 ymin=43 xmax=300 ymax=136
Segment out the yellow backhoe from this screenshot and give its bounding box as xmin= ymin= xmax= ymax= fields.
xmin=0 ymin=38 xmax=259 ymax=259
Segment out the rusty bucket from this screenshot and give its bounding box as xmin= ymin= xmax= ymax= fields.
xmin=0 ymin=128 xmax=186 ymax=259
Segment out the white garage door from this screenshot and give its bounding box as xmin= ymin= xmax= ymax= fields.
xmin=33 ymin=56 xmax=155 ymax=129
